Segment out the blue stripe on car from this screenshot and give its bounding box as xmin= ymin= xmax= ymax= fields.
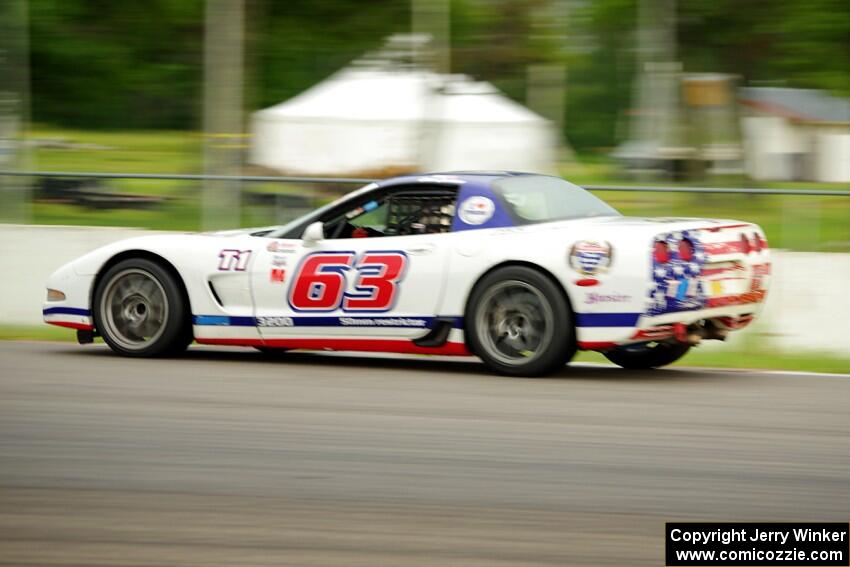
xmin=574 ymin=312 xmax=642 ymax=327
xmin=43 ymin=307 xmax=91 ymax=316
xmin=192 ymin=313 xmax=640 ymax=328
xmin=192 ymin=315 xmax=465 ymax=328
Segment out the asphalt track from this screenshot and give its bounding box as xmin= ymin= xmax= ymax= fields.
xmin=1 ymin=341 xmax=848 ymax=566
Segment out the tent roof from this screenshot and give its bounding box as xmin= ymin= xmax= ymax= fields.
xmin=255 ymin=69 xmax=547 ymax=124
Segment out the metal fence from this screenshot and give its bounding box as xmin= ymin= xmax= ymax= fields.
xmin=1 ymin=170 xmax=849 ymax=252
xmin=2 ymin=170 xmax=849 ymax=196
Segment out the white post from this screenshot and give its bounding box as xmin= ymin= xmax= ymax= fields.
xmin=412 ymin=0 xmax=450 ymax=74
xmin=0 ymin=0 xmax=32 ymax=223
xmin=202 ymin=0 xmax=245 ymax=230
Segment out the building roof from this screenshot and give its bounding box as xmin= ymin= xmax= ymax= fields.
xmin=739 ymin=87 xmax=850 ymax=124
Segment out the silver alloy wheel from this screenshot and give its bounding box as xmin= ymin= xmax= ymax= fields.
xmin=474 ymin=280 xmax=554 ymax=366
xmin=100 ymin=268 xmax=169 ymax=351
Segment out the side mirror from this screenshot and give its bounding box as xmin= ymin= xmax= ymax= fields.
xmin=302 ymin=221 xmax=324 ymax=245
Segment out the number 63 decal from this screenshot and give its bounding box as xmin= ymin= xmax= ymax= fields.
xmin=288 ymin=251 xmax=408 ymax=312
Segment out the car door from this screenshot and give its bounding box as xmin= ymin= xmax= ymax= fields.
xmin=250 ymin=185 xmax=456 ymax=341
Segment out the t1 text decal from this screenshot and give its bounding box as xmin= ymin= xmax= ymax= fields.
xmin=218 ymin=249 xmax=252 ymax=271
xmin=288 ymin=251 xmax=408 ymax=312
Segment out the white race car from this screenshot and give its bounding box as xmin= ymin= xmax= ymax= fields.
xmin=44 ymin=172 xmax=770 ymax=376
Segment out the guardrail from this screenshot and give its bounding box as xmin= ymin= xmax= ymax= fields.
xmin=0 ymin=171 xmax=375 ymax=185
xmin=1 ymin=170 xmax=849 ymax=196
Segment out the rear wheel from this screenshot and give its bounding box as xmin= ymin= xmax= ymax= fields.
xmin=466 ymin=266 xmax=575 ymax=377
xmin=603 ymin=341 xmax=690 ymax=369
xmin=94 ymin=258 xmax=192 ymax=357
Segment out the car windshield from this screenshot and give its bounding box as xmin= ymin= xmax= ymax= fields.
xmin=264 ymin=183 xmax=380 ymax=238
xmin=493 ymin=176 xmax=620 ymax=223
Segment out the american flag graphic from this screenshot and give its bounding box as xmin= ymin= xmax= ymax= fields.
xmin=648 ymin=230 xmax=708 ymax=316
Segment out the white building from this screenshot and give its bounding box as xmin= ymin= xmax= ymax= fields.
xmin=739 ymin=87 xmax=850 ymax=183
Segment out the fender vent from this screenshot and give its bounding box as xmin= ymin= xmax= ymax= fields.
xmin=208 ymin=281 xmax=225 ymax=307
xmin=412 ymin=318 xmax=455 ymax=348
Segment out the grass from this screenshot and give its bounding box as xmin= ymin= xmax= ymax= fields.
xmin=27 ymin=126 xmax=201 ymax=174
xmin=575 ymin=349 xmax=850 ymax=375
xmin=4 ymin=325 xmax=848 ymax=374
xmin=0 ymin=325 xmax=83 ymax=342
xmin=591 ymin=190 xmax=850 ymax=252
xmin=6 ymin=126 xmax=849 ymax=251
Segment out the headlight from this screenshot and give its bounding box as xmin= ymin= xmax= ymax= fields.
xmin=46 ymin=289 xmax=66 ymax=302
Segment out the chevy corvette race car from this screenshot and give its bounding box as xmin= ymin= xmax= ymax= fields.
xmin=43 ymin=172 xmax=770 ymax=376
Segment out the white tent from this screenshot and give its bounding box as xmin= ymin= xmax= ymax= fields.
xmin=251 ymin=67 xmax=557 ymax=176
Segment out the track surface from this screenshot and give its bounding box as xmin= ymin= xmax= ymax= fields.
xmin=1 ymin=342 xmax=848 ymax=566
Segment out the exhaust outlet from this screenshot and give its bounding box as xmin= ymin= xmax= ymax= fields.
xmin=673 ymin=321 xmax=727 ymax=345
xmin=673 ymin=323 xmax=702 ymax=345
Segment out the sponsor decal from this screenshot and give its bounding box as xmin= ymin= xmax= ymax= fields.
xmin=271 ymin=255 xmax=288 ymax=267
xmin=339 ymin=317 xmax=427 ymax=328
xmin=257 ymin=316 xmax=294 ymax=327
xmin=345 ymin=207 xmax=364 ymax=219
xmin=267 ymin=241 xmax=298 ymax=253
xmin=218 ymin=249 xmax=252 ymax=271
xmin=569 ymin=241 xmax=613 ymax=276
xmin=585 ymin=292 xmax=631 ymax=305
xmin=458 ymin=196 xmax=495 ymax=225
xmin=417 ymin=175 xmax=466 ymax=184
xmin=270 ymin=268 xmax=286 ymax=283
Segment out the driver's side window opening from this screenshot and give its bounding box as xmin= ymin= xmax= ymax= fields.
xmin=384 ymin=194 xmax=455 ymax=236
xmin=324 ymin=186 xmax=457 ymax=239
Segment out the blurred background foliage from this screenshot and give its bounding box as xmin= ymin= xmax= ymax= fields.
xmin=29 ymin=0 xmax=850 ymax=151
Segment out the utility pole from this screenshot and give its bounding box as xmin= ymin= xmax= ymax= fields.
xmin=412 ymin=0 xmax=450 ymax=74
xmin=0 ymin=0 xmax=32 ymax=223
xmin=202 ymin=0 xmax=244 ymax=230
xmin=525 ymin=0 xmax=572 ymax=165
xmin=411 ymin=0 xmax=451 ymax=171
xmin=621 ymin=0 xmax=683 ymax=178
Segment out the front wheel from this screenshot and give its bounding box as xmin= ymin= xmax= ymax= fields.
xmin=466 ymin=266 xmax=575 ymax=377
xmin=602 ymin=341 xmax=690 ymax=369
xmin=93 ymin=258 xmax=192 ymax=357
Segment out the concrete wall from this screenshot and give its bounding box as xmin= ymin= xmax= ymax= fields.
xmin=737 ymin=250 xmax=850 ymax=353
xmin=2 ymin=224 xmax=849 ymax=354
xmin=0 ymin=225 xmax=161 ymax=326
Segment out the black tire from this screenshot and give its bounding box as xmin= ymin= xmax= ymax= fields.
xmin=602 ymin=341 xmax=690 ymax=369
xmin=465 ymin=266 xmax=576 ymax=377
xmin=93 ymin=258 xmax=192 ymax=357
